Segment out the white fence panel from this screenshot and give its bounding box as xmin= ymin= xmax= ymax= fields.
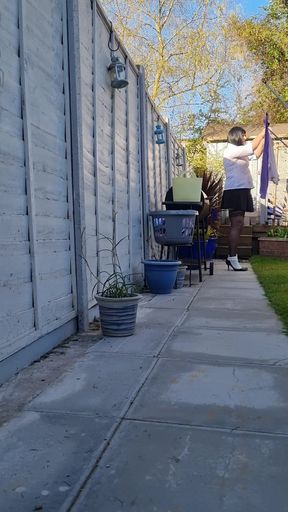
xmin=0 ymin=0 xmax=184 ymax=371
xmin=0 ymin=0 xmax=76 ymax=362
xmin=0 ymin=0 xmax=35 ymax=361
xmin=78 ymin=1 xmax=144 ymax=302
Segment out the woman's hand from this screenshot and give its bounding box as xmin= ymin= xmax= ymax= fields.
xmin=252 ymin=127 xmax=266 ymax=151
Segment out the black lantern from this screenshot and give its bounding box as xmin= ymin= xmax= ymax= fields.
xmin=176 ymin=150 xmax=183 ymax=167
xmin=108 ymin=23 xmax=128 ymax=89
xmin=108 ymin=55 xmax=128 ymax=89
xmin=154 ymin=124 xmax=165 ymax=144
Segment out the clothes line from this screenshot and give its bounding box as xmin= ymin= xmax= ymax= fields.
xmin=269 ymin=129 xmax=288 ymax=149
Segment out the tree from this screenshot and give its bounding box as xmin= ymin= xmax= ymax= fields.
xmin=230 ymin=0 xmax=288 ymax=124
xmin=103 ymin=0 xmax=236 ymax=136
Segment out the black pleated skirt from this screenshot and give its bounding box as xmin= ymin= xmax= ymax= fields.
xmin=221 ymin=188 xmax=254 ymax=212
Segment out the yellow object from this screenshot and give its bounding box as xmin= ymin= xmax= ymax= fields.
xmin=172 ymin=176 xmax=203 ymax=202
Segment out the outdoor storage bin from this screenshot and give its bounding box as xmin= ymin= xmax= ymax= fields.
xmin=172 ymin=176 xmax=203 ymax=202
xmin=149 ymin=210 xmax=198 ymax=245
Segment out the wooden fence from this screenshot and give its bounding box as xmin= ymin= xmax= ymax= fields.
xmin=0 ymin=0 xmax=185 ymax=378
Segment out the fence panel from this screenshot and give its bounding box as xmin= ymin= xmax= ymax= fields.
xmin=0 ymin=0 xmax=76 ymax=362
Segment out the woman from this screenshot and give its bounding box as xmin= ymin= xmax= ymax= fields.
xmin=221 ymin=126 xmax=265 ymax=271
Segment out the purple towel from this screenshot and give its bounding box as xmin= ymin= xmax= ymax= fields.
xmin=260 ymin=113 xmax=269 ymax=199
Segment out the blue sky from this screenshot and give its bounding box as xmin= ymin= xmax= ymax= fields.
xmin=238 ymin=0 xmax=268 ymax=17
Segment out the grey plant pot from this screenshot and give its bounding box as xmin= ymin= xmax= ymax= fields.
xmin=95 ymin=294 xmax=142 ymax=337
xmin=174 ymin=266 xmax=187 ymax=289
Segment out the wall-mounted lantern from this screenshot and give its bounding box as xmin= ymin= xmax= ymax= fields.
xmin=108 ymin=55 xmax=128 ymax=89
xmin=108 ymin=23 xmax=128 ymax=89
xmin=154 ymin=124 xmax=165 ymax=144
xmin=176 ymin=150 xmax=183 ymax=167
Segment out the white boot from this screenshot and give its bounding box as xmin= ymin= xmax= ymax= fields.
xmin=227 ymin=255 xmax=242 ymax=270
xmin=226 ymin=255 xmax=248 ymax=271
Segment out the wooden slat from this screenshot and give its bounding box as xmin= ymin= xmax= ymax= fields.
xmin=0 ymin=309 xmax=35 ymax=355
xmin=0 ymin=241 xmax=30 ymax=256
xmin=0 ymin=215 xmax=28 ymax=242
xmin=0 ymin=77 xmax=22 ymax=117
xmin=33 ymin=170 xmax=68 ymax=201
xmin=37 ymin=251 xmax=71 ymax=275
xmin=40 ymin=294 xmax=74 ymax=326
xmin=33 ymin=147 xmax=68 ymax=179
xmin=0 ymin=129 xmax=24 ymax=162
xmin=30 ymin=109 xmax=66 ymax=142
xmin=1 ymin=282 xmax=33 ymax=314
xmin=26 ymin=0 xmax=63 ymax=33
xmin=37 ymin=239 xmax=70 ymax=254
xmin=0 ymin=192 xmax=27 ymax=215
xmin=35 ymin=197 xmax=68 ymax=219
xmin=0 ymin=254 xmax=31 ymax=284
xmin=0 ymin=108 xmax=23 ymax=139
xmin=31 ymin=125 xmax=66 ymax=158
xmin=36 ymin=216 xmax=70 ymax=241
xmin=38 ymin=275 xmax=72 ymax=305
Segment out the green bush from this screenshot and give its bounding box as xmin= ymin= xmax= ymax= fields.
xmin=266 ymin=227 xmax=288 ymax=239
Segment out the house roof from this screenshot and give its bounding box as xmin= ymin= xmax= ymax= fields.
xmin=203 ymin=123 xmax=288 ymax=142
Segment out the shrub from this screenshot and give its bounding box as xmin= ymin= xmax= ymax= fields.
xmin=266 ymin=227 xmax=288 ymax=239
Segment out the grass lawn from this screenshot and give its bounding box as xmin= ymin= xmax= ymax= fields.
xmin=250 ymin=256 xmax=288 ymax=333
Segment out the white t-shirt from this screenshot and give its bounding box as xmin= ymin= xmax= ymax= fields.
xmin=223 ymin=141 xmax=254 ymax=190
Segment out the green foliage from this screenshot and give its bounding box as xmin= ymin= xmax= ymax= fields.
xmin=82 ymin=233 xmax=139 ymax=298
xmin=185 ymin=138 xmax=224 ymax=177
xmin=267 ymin=227 xmax=288 ymax=239
xmin=185 ymin=139 xmax=207 ymax=176
xmin=100 ymin=272 xmax=138 ymax=298
xmin=251 ymin=255 xmax=288 ymax=333
xmin=230 ymin=0 xmax=288 ymax=124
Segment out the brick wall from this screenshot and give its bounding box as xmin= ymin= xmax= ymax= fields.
xmin=259 ymin=238 xmax=288 ymax=258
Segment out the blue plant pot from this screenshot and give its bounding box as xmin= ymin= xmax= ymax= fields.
xmin=178 ymin=238 xmax=217 ymax=261
xmin=143 ymin=260 xmax=180 ymax=294
xmin=206 ymin=238 xmax=217 ymax=259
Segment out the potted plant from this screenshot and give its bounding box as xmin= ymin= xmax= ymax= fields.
xmin=144 ymin=210 xmax=197 ymax=293
xmin=83 ymin=234 xmax=142 ymax=337
xmin=259 ymin=226 xmax=288 ymax=257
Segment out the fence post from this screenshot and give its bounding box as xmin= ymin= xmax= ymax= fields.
xmin=138 ymin=65 xmax=149 ymax=259
xmin=165 ymin=119 xmax=173 ymax=187
xmin=19 ymin=0 xmax=41 ymax=330
xmin=66 ymin=0 xmax=89 ymax=331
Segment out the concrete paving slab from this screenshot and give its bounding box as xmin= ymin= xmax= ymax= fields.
xmin=182 ymin=306 xmax=283 ymax=332
xmin=140 ymin=287 xmax=200 ymax=309
xmin=127 ymin=359 xmax=288 ymax=433
xmin=201 ymin=279 xmax=264 ymax=290
xmin=162 ymin=328 xmax=288 ymax=365
xmin=73 ymin=420 xmax=288 ymax=512
xmin=88 ymin=323 xmax=174 ymax=355
xmin=196 ymin=284 xmax=265 ymax=299
xmin=206 ymin=273 xmax=259 ymax=283
xmin=0 ymin=411 xmax=114 ymax=512
xmin=206 ymin=265 xmax=257 ymax=280
xmin=136 ymin=305 xmax=187 ymax=326
xmin=26 ymin=353 xmax=152 ymax=417
xmin=191 ymin=297 xmax=273 ymax=311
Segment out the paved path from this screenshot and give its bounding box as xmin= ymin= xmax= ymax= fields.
xmin=1 ymin=261 xmax=288 ymax=511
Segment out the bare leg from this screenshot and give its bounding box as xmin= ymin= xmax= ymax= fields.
xmin=228 ymin=212 xmax=245 ymax=257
